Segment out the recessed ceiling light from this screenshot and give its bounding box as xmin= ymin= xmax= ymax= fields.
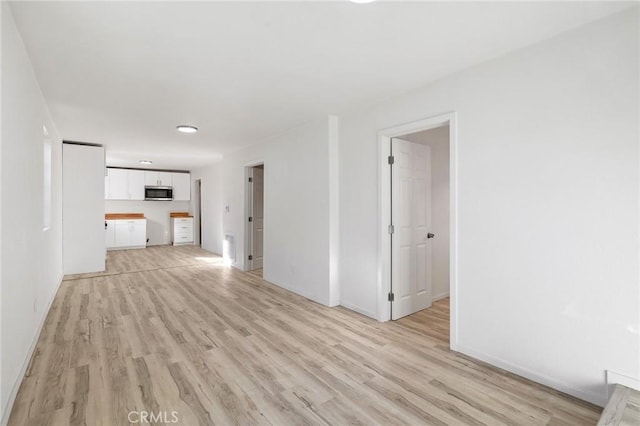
xmin=139 ymin=160 xmax=153 ymax=165
xmin=177 ymin=125 xmax=198 ymax=134
xmin=350 ymin=0 xmax=376 ymax=3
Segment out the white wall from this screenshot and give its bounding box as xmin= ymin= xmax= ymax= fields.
xmin=339 ymin=8 xmax=639 ymax=406
xmin=63 ymin=144 xmax=105 ymax=274
xmin=224 ymin=118 xmax=333 ymax=305
xmin=1 ymin=3 xmax=64 ymax=421
xmin=0 ymin=1 xmax=3 ymax=419
xmin=190 ymin=164 xmax=223 ymax=255
xmin=193 ymin=118 xmax=336 ymax=305
xmin=403 ymin=126 xmax=450 ymax=301
xmin=105 ymin=200 xmax=191 ymax=246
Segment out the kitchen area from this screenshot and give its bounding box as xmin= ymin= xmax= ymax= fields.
xmin=62 ymin=143 xmax=198 ymax=275
xmin=104 ymin=167 xmax=194 ymax=250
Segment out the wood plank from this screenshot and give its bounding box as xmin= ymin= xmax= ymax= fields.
xmin=598 ymin=384 xmax=640 ymax=426
xmin=7 ymin=245 xmax=602 ymax=426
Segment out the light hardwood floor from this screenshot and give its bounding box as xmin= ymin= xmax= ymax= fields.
xmin=8 ymin=245 xmax=601 ymax=425
xmin=247 ymin=268 xmax=264 ymax=279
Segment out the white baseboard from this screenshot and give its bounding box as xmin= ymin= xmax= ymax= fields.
xmin=606 ymin=370 xmax=640 ymax=395
xmin=339 ymin=301 xmax=377 ymax=320
xmin=455 ymin=344 xmax=607 ymax=407
xmin=432 ymin=291 xmax=450 ymax=302
xmin=237 ymin=264 xmax=331 ymax=307
xmin=1 ymin=274 xmax=64 ymax=426
xmin=265 ymin=277 xmax=328 ymax=307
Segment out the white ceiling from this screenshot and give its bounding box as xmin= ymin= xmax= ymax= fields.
xmin=9 ymin=1 xmax=632 ymax=170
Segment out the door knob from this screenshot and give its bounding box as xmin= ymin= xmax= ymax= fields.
xmin=427 ymin=233 xmax=435 ymax=239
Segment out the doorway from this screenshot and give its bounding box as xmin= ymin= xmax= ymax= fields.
xmin=378 ymin=112 xmax=458 ymax=349
xmin=246 ymin=163 xmax=264 ymax=271
xmin=390 ymin=137 xmax=433 ymax=320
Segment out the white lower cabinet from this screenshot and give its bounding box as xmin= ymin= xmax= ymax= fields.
xmin=106 ymin=219 xmax=146 ymax=250
xmin=105 ymin=220 xmax=116 ymax=248
xmin=171 ymin=217 xmax=194 ymax=245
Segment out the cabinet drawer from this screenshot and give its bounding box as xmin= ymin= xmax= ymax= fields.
xmin=173 ymin=228 xmax=193 ymax=238
xmin=173 ymin=233 xmax=193 ymax=241
xmin=174 ymin=223 xmax=193 ymax=233
xmin=174 ymin=218 xmax=192 ymax=224
xmin=173 ymin=234 xmax=193 ymax=244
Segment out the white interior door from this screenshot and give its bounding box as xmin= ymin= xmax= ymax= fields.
xmin=251 ymin=166 xmax=264 ymax=269
xmin=391 ymin=138 xmax=432 ymax=320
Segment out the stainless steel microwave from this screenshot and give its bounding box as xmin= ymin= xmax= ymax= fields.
xmin=145 ymin=186 xmax=173 ymax=201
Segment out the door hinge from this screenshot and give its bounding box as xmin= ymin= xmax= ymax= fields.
xmin=248 ymin=255 xmax=253 ymax=261
xmin=388 ymin=292 xmax=395 ymax=302
xmin=248 ymin=177 xmax=253 ymax=183
xmin=388 ymin=224 xmax=394 ymax=234
xmin=388 ymin=155 xmax=394 ymax=165
xmin=248 ymin=217 xmax=253 ymax=222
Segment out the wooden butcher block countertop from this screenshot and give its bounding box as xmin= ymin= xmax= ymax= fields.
xmin=170 ymin=212 xmax=193 ymax=218
xmin=105 ymin=213 xmax=146 ymax=220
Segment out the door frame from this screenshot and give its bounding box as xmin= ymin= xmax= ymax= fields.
xmin=377 ymin=112 xmax=458 ymax=350
xmin=244 ymin=161 xmax=264 ymax=272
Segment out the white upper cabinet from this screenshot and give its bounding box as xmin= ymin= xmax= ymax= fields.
xmin=105 ymin=168 xmax=146 ymax=200
xmin=106 ymin=168 xmax=189 ymax=201
xmin=144 ymin=171 xmax=158 ymax=186
xmin=145 ymin=171 xmax=173 ymax=187
xmin=172 ymin=173 xmax=191 ymax=201
xmin=105 ymin=168 xmax=129 ymax=200
xmin=128 ymin=170 xmax=145 ymax=200
xmin=158 ymin=172 xmax=173 ymax=187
